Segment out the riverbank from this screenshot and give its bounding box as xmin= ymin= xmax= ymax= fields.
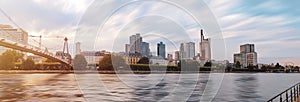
xmin=0 ymin=70 xmax=207 ymax=74
xmin=0 ymin=70 xmax=298 ymax=74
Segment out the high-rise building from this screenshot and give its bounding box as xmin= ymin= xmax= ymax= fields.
xmin=125 ymin=44 xmax=130 ymax=54
xmin=180 ymin=42 xmax=195 ymax=59
xmin=234 ymin=53 xmax=243 ymax=66
xmin=246 ymin=52 xmax=257 ymax=66
xmin=174 ymin=51 xmax=180 ymax=61
xmin=75 ymin=42 xmax=81 ymax=55
xmin=157 ymin=42 xmax=166 ymax=59
xmin=240 ymin=44 xmax=255 ymax=53
xmin=199 ymin=29 xmax=211 ymax=63
xmin=129 ymin=33 xmax=142 ymax=54
xmin=129 ymin=33 xmax=143 ymax=53
xmin=234 ymin=44 xmax=258 ymax=68
xmin=129 ymin=35 xmax=136 ymax=53
xmin=141 ymin=42 xmax=150 ymax=56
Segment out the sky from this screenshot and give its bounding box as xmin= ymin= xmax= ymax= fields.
xmin=0 ymin=0 xmax=299 ymax=65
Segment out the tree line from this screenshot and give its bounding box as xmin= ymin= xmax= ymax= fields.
xmin=0 ymin=50 xmax=35 ymax=70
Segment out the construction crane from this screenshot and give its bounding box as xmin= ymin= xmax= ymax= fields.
xmin=29 ymin=35 xmax=70 ymax=62
xmin=28 ymin=35 xmax=65 ymax=49
xmin=1 ymin=7 xmax=71 ymax=63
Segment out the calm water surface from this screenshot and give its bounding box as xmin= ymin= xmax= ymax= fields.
xmin=0 ymin=73 xmax=299 ymax=102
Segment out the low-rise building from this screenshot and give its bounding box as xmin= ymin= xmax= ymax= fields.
xmin=81 ymin=50 xmax=108 ymax=64
xmin=124 ymin=54 xmax=141 ymax=65
xmin=149 ymin=56 xmax=168 ymax=65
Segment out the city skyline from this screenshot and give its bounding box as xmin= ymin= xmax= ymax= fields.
xmin=0 ymin=1 xmax=300 ymax=102
xmin=0 ymin=0 xmax=299 ymax=65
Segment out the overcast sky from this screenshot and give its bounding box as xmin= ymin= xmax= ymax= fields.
xmin=0 ymin=0 xmax=299 ymax=65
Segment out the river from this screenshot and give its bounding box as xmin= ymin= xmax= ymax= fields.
xmin=0 ymin=73 xmax=299 ymax=102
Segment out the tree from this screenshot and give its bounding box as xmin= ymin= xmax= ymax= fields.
xmin=21 ymin=57 xmax=35 ymax=70
xmin=177 ymin=60 xmax=181 ymax=68
xmin=73 ymin=54 xmax=88 ymax=70
xmin=137 ymin=57 xmax=149 ymax=64
xmin=295 ymin=66 xmax=300 ymax=71
xmin=247 ymin=64 xmax=255 ymax=71
xmin=0 ymin=50 xmax=24 ymax=70
xmin=180 ymin=60 xmax=199 ymax=71
xmin=204 ymin=61 xmax=212 ymax=67
xmin=235 ymin=61 xmax=241 ymax=68
xmin=98 ymin=54 xmax=126 ymax=71
xmin=275 ymin=63 xmax=281 ymax=69
xmin=261 ymin=65 xmax=268 ymax=70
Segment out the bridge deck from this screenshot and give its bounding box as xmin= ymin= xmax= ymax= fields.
xmin=0 ymin=38 xmax=71 ymax=67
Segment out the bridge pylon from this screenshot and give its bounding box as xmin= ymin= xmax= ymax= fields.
xmin=62 ymin=37 xmax=71 ymax=65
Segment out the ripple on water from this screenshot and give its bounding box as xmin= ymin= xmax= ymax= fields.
xmin=0 ymin=73 xmax=300 ymax=101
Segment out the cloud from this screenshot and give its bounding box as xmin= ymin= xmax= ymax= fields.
xmin=0 ymin=0 xmax=299 ymax=65
xmin=79 ymin=1 xmax=203 ymax=53
xmin=0 ymin=0 xmax=93 ymax=54
xmin=206 ymin=0 xmax=300 ymax=65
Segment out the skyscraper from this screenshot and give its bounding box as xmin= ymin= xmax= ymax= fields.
xmin=240 ymin=44 xmax=255 ymax=53
xmin=141 ymin=42 xmax=150 ymax=56
xmin=174 ymin=51 xmax=180 ymax=61
xmin=234 ymin=44 xmax=258 ymax=68
xmin=199 ymin=29 xmax=211 ymax=63
xmin=129 ymin=35 xmax=136 ymax=53
xmin=180 ymin=42 xmax=195 ymax=59
xmin=129 ymin=33 xmax=142 ymax=54
xmin=157 ymin=42 xmax=166 ymax=59
xmin=125 ymin=44 xmax=130 ymax=54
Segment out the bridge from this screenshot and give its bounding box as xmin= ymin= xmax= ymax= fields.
xmin=0 ymin=8 xmax=72 ymax=69
xmin=0 ymin=36 xmax=72 ymax=69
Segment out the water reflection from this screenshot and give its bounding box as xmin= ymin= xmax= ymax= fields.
xmin=0 ymin=73 xmax=300 ymax=101
xmin=0 ymin=74 xmax=27 ymax=101
xmin=234 ymin=74 xmax=262 ymax=102
xmin=77 ymin=74 xmax=205 ymax=102
xmin=0 ymin=74 xmax=84 ymax=101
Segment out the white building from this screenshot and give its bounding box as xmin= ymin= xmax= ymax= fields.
xmin=81 ymin=51 xmax=107 ymax=64
xmin=125 ymin=44 xmax=130 ymax=54
xmin=0 ymin=24 xmax=28 ymax=45
xmin=149 ymin=56 xmax=168 ymax=65
xmin=0 ymin=24 xmax=28 ymax=53
xmin=211 ymin=60 xmax=229 ymax=66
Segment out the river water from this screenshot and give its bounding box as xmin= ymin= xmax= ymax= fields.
xmin=0 ymin=73 xmax=299 ymax=102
